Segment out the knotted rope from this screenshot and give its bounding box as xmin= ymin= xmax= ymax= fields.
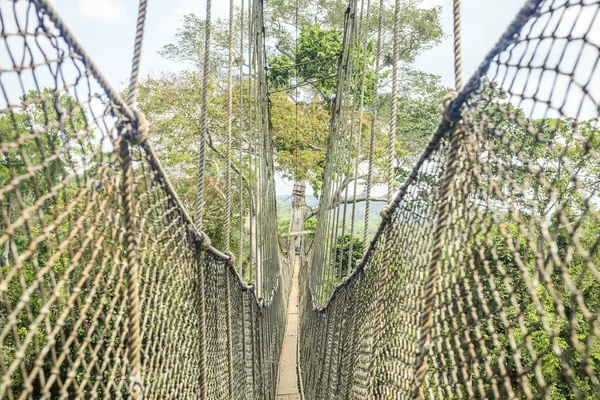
xmin=122 ymin=1 xmax=149 ymax=397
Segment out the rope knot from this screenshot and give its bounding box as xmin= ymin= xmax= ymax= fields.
xmin=224 ymin=251 xmax=236 ymax=264
xmin=199 ymin=231 xmax=212 ymax=251
xmin=440 ymin=91 xmax=458 ymax=122
xmin=130 ymin=109 xmax=149 ymax=145
xmin=129 ymin=376 xmax=144 ymax=399
xmin=379 ymin=205 xmax=391 ymax=220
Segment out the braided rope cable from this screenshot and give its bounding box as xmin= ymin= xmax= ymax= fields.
xmin=247 ymin=0 xmax=255 ymax=284
xmin=370 ymin=0 xmax=400 ymax=394
xmin=291 ymin=0 xmax=300 ymax=256
xmin=225 ymin=0 xmax=234 ymax=253
xmin=387 ymin=0 xmax=401 ymax=204
xmin=454 ymin=0 xmax=463 ymax=90
xmin=363 ymin=0 xmax=384 ymax=253
xmin=121 ymin=1 xmax=149 ymax=395
xmin=118 ymin=137 xmax=143 ymax=399
xmin=348 ymin=0 xmax=371 ymax=275
xmin=238 ymin=0 xmax=246 ymax=272
xmin=369 ymin=0 xmax=400 ymax=394
xmin=196 ymin=0 xmax=212 ymax=396
xmin=357 ymin=0 xmax=543 ymax=278
xmin=332 ymin=4 xmax=362 ymax=281
xmin=196 ymin=0 xmax=212 ymax=233
xmin=412 ymin=94 xmax=463 ymax=397
xmin=412 ymin=1 xmax=463 ymax=394
xmin=224 ymin=0 xmax=235 ymax=395
xmin=225 ymin=256 xmax=235 ymax=398
xmin=33 ymin=0 xmax=228 ymax=261
xmin=126 ymin=0 xmax=148 ymax=107
xmin=335 ymin=0 xmax=365 ymax=281
xmin=314 ymin=0 xmax=358 ymax=300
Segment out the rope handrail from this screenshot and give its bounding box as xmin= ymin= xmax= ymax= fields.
xmin=310 ymin=0 xmax=546 ymax=312
xmin=3 ymin=0 xmax=600 ymax=398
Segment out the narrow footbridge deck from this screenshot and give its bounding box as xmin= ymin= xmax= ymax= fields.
xmin=276 ymin=257 xmax=301 ymax=400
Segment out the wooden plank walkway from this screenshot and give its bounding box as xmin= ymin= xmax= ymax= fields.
xmin=276 ymin=256 xmax=301 ymax=400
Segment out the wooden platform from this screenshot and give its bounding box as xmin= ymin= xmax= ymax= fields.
xmin=276 ymin=256 xmax=301 ymax=400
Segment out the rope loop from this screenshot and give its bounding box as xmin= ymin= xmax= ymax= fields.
xmin=379 ymin=205 xmax=391 ymax=220
xmin=122 ymin=109 xmax=149 ymax=145
xmin=440 ymin=91 xmax=458 ymax=123
xmin=224 ymin=251 xmax=236 ymax=264
xmin=130 ymin=378 xmax=144 ymax=399
xmin=200 ymin=231 xmax=212 ymax=251
xmin=132 ymin=109 xmax=149 ymax=145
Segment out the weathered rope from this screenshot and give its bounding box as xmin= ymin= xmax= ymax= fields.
xmin=224 ymin=0 xmax=235 ymax=396
xmin=32 ymin=0 xmax=135 ymax=121
xmin=121 ymin=1 xmax=149 ymax=395
xmin=334 ymin=0 xmax=364 ymax=280
xmin=363 ymin=0 xmax=384 ymax=253
xmin=410 ymin=0 xmax=460 ymax=390
xmin=412 ymin=92 xmax=462 ymax=397
xmin=196 ymin=0 xmax=212 ymax=233
xmin=356 ymin=0 xmax=544 ymax=273
xmin=127 ymin=0 xmax=148 ymax=107
xmin=196 ymin=1 xmax=212 ymax=397
xmin=370 ymin=0 xmax=402 ymax=392
xmin=387 ymin=0 xmax=401 ymax=203
xmin=225 ymin=0 xmax=234 ymax=253
xmin=348 ymin=0 xmax=371 ymax=275
xmin=247 ymin=0 xmax=255 ymax=284
xmin=238 ymin=0 xmax=246 ymax=272
xmin=453 ymin=0 xmax=462 ymax=90
xmin=449 ymin=0 xmax=543 ymax=119
xmin=118 ymin=136 xmax=143 ymax=399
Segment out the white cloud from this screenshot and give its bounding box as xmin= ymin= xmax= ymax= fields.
xmin=78 ymin=0 xmax=127 ymax=22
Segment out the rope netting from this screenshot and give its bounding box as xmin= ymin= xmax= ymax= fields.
xmin=300 ymin=0 xmax=600 ymax=398
xmin=0 ymin=0 xmax=290 ymax=398
xmin=2 ymin=0 xmax=600 ymax=399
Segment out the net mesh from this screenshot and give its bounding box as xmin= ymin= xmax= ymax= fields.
xmin=0 ymin=0 xmax=288 ymax=398
xmin=2 ymin=0 xmax=600 ymax=399
xmin=299 ymin=0 xmax=600 ymax=398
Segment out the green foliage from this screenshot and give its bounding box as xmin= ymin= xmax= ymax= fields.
xmin=270 ymin=92 xmax=330 ymax=188
xmin=294 ymin=24 xmax=343 ymax=100
xmin=264 ymin=0 xmax=444 ymax=66
xmin=268 ymin=55 xmax=293 ymax=89
xmin=304 ymin=217 xmax=317 ymax=242
xmin=156 ymin=0 xmax=445 ymax=219
xmin=333 ymin=234 xmax=363 ymax=278
xmin=395 ymin=70 xmax=450 ymax=174
xmin=158 ymin=13 xmax=234 ymax=75
xmin=460 ymin=213 xmax=600 ymax=398
xmin=0 ymin=89 xmax=125 ymax=397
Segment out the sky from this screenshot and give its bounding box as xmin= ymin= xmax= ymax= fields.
xmin=6 ymin=0 xmax=597 ymax=195
xmin=47 ymin=0 xmax=526 ymax=92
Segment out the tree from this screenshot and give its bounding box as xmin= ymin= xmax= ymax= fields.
xmin=155 ymin=0 xmax=445 ymax=265
xmin=446 ymin=81 xmax=600 ymax=398
xmin=0 ymin=89 xmax=118 ymax=397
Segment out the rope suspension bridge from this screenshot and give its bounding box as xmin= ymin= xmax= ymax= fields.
xmin=1 ymin=0 xmax=599 ymax=398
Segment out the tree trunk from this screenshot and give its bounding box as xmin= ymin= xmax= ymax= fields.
xmin=290 ymin=181 xmax=307 ymax=253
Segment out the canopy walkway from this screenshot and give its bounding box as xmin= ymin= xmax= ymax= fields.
xmin=1 ymin=0 xmax=600 ymax=398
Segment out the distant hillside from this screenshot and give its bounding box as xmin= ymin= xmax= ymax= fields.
xmin=276 ymin=194 xmax=385 ymax=236
xmin=276 ymin=194 xmax=318 ymax=206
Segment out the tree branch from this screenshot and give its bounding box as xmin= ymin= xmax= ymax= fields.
xmin=305 ymin=191 xmax=387 ymax=220
xmin=206 ymin=128 xmax=248 ymax=184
